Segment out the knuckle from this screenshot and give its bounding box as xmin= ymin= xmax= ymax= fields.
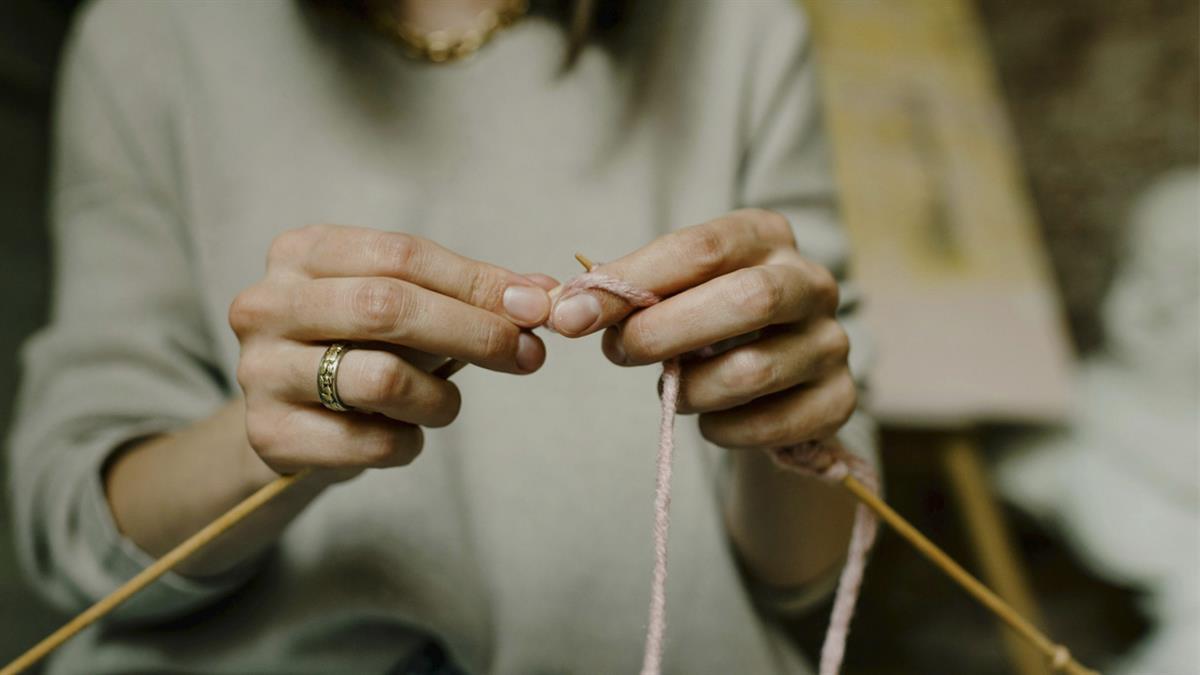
xmin=832 ymin=372 xmax=859 ymax=426
xmin=681 ymin=225 xmax=728 ymax=277
xmin=300 ymin=223 xmax=336 ymax=238
xmin=373 ymin=232 xmax=418 ymax=272
xmin=752 ymin=208 xmax=796 ymax=245
xmin=235 ymin=359 xmax=252 ymax=391
xmin=814 ymin=373 xmax=857 ymax=439
xmin=362 ymin=426 xmax=423 ymax=467
xmin=350 ymin=279 xmax=405 ymax=333
xmin=299 ymin=224 xmax=344 ymax=272
xmin=266 ymin=230 xmax=301 ymax=269
xmin=735 ymin=267 xmax=785 ymax=320
xmin=227 ymin=292 xmax=253 ymax=336
xmin=359 ymin=355 xmax=410 ymax=404
xmin=721 ymin=348 xmax=778 ymax=395
xmin=234 ymin=351 xmax=266 ymax=392
xmin=479 ymin=320 xmax=518 ymax=362
xmin=228 ymin=286 xmax=269 ymax=337
xmin=268 ymin=225 xmax=328 ymax=268
xmin=299 ymin=223 xmax=337 ymax=247
xmin=465 ymin=267 xmax=508 ymax=311
xmin=809 ymin=264 xmax=840 ymax=312
xmin=821 ymin=321 xmax=852 ymax=367
xmin=244 ymin=411 xmax=279 ymax=456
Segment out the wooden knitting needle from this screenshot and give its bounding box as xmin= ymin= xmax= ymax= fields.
xmin=6 ymin=254 xmax=1097 ymax=675
xmin=0 ymin=357 xmax=468 ymax=675
xmin=0 ymin=472 xmax=312 ymax=675
xmin=572 ymin=252 xmax=1097 ymax=675
xmin=841 ymin=477 xmax=1097 ymax=675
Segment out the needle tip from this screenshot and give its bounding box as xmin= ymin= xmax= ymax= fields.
xmin=574 ymin=252 xmax=595 ymax=271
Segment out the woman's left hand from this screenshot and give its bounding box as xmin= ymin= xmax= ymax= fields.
xmin=550 ymin=208 xmax=856 ymax=450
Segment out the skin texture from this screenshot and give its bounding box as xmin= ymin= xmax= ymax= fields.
xmin=550 ymin=208 xmax=859 ymax=586
xmin=108 ymin=210 xmax=857 ymax=592
xmin=106 ymin=224 xmax=553 ymax=576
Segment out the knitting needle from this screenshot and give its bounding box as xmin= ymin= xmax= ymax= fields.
xmin=6 ymin=254 xmax=1097 ymax=675
xmin=0 ymin=357 xmax=467 ymax=675
xmin=570 ymin=252 xmax=1097 ymax=675
xmin=841 ymin=477 xmax=1097 ymax=675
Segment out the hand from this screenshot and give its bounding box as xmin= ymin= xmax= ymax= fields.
xmin=228 ymin=224 xmax=554 ymax=479
xmin=550 ymin=209 xmax=856 ymax=450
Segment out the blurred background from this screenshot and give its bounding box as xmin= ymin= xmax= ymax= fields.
xmin=0 ymin=1 xmax=1196 ymax=673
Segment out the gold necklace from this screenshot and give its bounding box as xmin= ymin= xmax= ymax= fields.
xmin=371 ymin=0 xmax=529 ymax=64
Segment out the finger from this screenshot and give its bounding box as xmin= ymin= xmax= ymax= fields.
xmin=674 ymin=321 xmax=851 ymax=414
xmin=271 ymin=225 xmax=550 ymax=327
xmin=523 ymin=273 xmax=560 ymax=291
xmin=550 ymin=209 xmax=795 ymax=336
xmin=272 ymin=277 xmax=547 ymax=373
xmin=697 ymin=369 xmax=857 ymax=450
xmin=247 ymin=402 xmax=425 ymax=473
xmin=392 ymin=346 xmax=450 ymax=374
xmin=265 ymin=343 xmax=462 ymax=427
xmin=599 ymin=264 xmax=835 ymax=365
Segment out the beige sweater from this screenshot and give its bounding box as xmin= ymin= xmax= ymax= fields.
xmin=8 ymin=1 xmax=875 ymax=673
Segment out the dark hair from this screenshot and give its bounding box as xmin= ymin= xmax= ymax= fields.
xmin=307 ymin=0 xmax=632 ymax=67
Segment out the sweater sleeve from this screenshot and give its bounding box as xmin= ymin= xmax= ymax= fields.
xmin=732 ymin=0 xmax=881 ymax=616
xmin=6 ymin=2 xmax=253 ymax=624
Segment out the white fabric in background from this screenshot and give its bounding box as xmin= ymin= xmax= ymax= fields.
xmin=998 ymin=168 xmax=1200 ymax=675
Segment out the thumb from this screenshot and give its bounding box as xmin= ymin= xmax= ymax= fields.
xmin=546 ymin=214 xmax=777 ymax=337
xmin=548 ymin=264 xmax=662 ymax=336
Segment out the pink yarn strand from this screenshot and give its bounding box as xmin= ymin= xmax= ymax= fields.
xmin=817 ymin=502 xmax=877 ymax=674
xmin=551 ymin=269 xmax=880 ymax=675
xmin=550 ymin=272 xmax=661 ymax=313
xmin=773 ymin=443 xmax=880 ymax=675
xmin=641 ymin=358 xmax=680 ymax=675
xmin=548 ymin=270 xmax=676 ymax=675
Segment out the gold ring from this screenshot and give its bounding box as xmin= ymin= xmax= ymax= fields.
xmin=317 ymin=342 xmax=352 ymax=412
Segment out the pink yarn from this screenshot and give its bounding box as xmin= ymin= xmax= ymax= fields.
xmin=642 ymin=357 xmax=680 ymax=675
xmin=550 ymin=271 xmax=663 ymax=311
xmin=772 ymin=443 xmax=880 ymax=675
xmin=550 ymin=270 xmax=879 ymax=675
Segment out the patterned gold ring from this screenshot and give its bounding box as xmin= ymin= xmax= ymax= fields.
xmin=317 ymin=342 xmax=353 ymax=412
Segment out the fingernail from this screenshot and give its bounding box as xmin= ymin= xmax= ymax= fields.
xmin=552 ymin=293 xmax=601 ymax=335
xmin=516 ymin=332 xmax=542 ymax=372
xmin=503 ymin=285 xmax=550 ymax=324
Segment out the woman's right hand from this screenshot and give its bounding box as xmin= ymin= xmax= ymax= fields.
xmin=228 ymin=224 xmax=553 ymax=481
